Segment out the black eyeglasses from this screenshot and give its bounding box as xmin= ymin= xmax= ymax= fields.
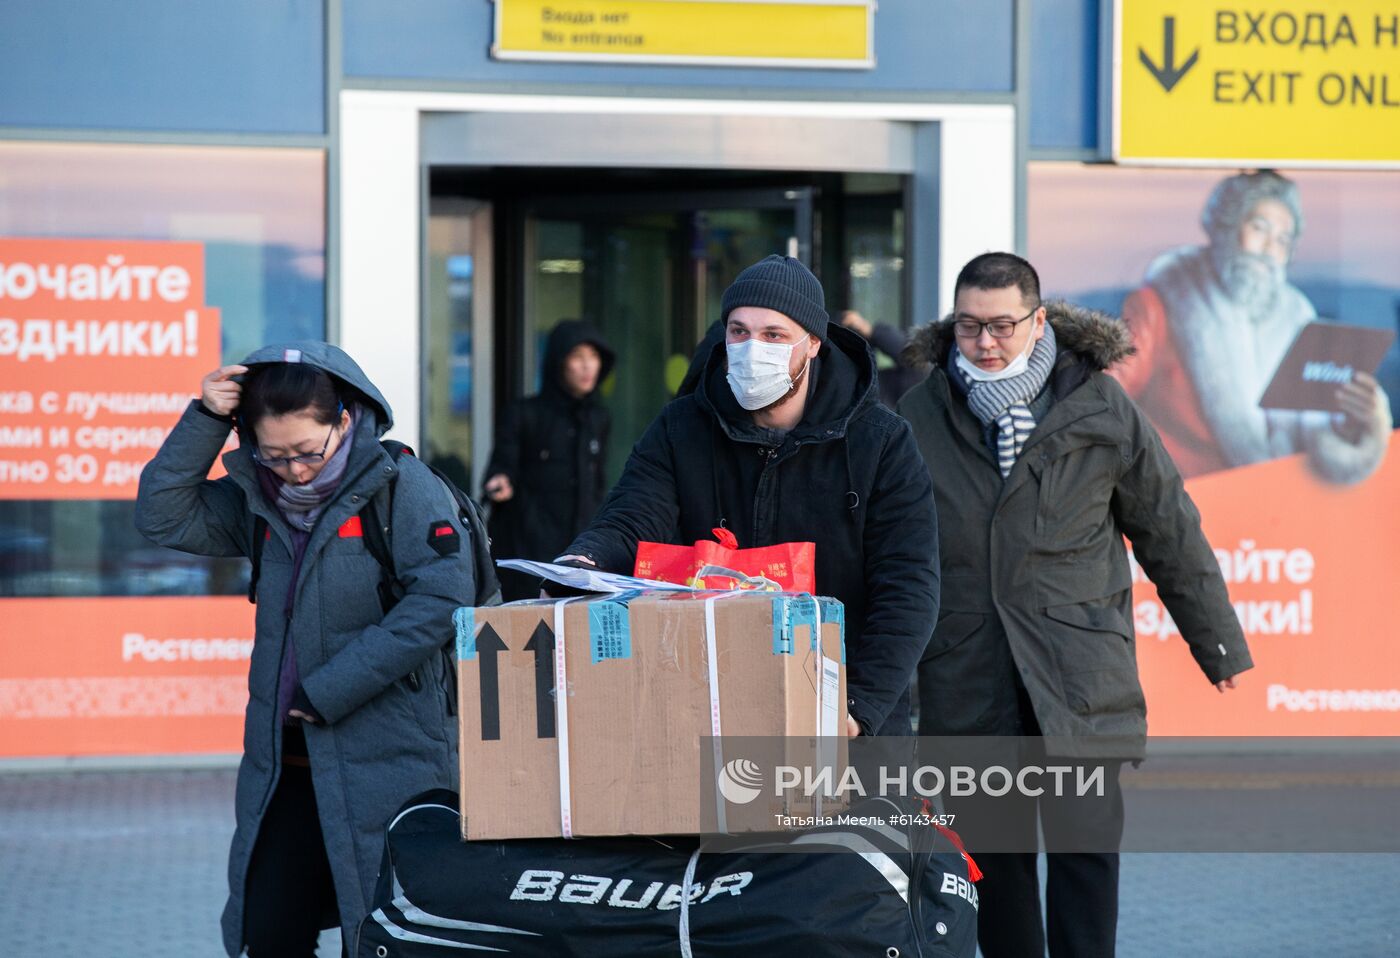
xmin=253 ymin=419 xmax=338 ymax=469
xmin=952 ymin=307 xmax=1039 ymax=340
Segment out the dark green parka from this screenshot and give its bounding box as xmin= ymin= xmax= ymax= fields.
xmin=898 ymin=303 xmax=1252 ymax=758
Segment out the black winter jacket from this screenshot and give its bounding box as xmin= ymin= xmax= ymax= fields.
xmin=486 ymin=321 xmax=615 ymax=599
xmin=898 ymin=304 xmax=1252 ymax=758
xmin=567 ymin=324 xmax=940 ymax=735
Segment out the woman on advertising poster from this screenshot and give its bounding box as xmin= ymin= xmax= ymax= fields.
xmin=135 ymin=343 xmax=472 ymax=956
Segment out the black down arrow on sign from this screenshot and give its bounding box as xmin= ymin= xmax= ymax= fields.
xmin=1139 ymin=16 xmax=1199 ymax=93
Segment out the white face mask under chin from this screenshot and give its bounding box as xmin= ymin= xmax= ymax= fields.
xmin=955 ymin=330 xmax=1037 ymax=383
xmin=727 ymin=339 xmax=806 ymax=411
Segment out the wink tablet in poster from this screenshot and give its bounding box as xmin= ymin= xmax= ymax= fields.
xmin=1258 ymin=322 xmax=1396 ymax=412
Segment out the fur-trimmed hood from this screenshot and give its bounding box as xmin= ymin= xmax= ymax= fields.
xmin=903 ymin=300 xmax=1135 ymax=371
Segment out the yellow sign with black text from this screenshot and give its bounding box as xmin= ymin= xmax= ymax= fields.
xmin=492 ymin=0 xmax=874 ymax=68
xmin=1115 ymin=0 xmax=1400 ymax=166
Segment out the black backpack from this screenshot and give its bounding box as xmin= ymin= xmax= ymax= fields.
xmin=247 ymin=439 xmax=502 ymax=612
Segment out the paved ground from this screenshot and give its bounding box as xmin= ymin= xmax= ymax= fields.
xmin=0 ymin=768 xmax=341 ymax=958
xmin=2 ymin=768 xmax=1397 ymax=957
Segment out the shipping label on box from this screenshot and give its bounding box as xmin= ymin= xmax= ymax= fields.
xmin=452 ymin=591 xmax=846 ymax=841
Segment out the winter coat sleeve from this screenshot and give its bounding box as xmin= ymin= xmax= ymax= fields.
xmin=300 ymin=456 xmax=475 ymax=725
xmin=1106 ymin=380 xmax=1253 ymax=684
xmin=484 ymin=399 xmax=525 ymax=490
xmin=869 ymin=324 xmax=910 ymax=365
xmin=134 ymin=400 xmax=248 ymax=558
xmin=564 ymin=409 xmax=681 ymax=572
xmin=848 ymin=417 xmax=940 ymax=734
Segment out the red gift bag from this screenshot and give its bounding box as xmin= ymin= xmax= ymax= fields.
xmin=634 ymin=528 xmax=816 ymax=592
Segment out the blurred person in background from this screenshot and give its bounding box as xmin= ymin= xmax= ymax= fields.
xmin=483 ymin=320 xmax=615 ymax=600
xmin=838 ymin=308 xmax=926 ymax=408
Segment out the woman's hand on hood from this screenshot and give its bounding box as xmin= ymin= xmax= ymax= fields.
xmin=201 ymin=365 xmax=248 ymax=417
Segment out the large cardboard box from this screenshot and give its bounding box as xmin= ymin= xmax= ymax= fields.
xmin=453 ymin=591 xmax=846 ymax=840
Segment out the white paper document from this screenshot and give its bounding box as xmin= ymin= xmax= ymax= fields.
xmin=497 ymin=559 xmax=697 ymax=595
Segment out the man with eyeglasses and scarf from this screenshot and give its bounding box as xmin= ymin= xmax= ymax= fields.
xmin=897 ymin=252 xmax=1252 ymax=958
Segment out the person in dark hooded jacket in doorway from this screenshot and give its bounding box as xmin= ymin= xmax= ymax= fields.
xmin=135 ymin=342 xmax=471 ymax=957
xmin=559 ymin=255 xmax=939 ymax=737
xmin=484 ymin=320 xmax=615 ymax=601
xmin=897 ymin=252 xmax=1252 ymax=958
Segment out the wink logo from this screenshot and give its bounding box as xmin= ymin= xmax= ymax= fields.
xmin=1302 ymin=361 xmax=1354 ymax=385
xmin=717 ymin=758 xmax=764 ymax=805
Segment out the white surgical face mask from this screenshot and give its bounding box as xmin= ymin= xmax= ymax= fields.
xmin=726 ymin=339 xmax=803 ymax=410
xmin=955 ymin=329 xmax=1037 ymax=383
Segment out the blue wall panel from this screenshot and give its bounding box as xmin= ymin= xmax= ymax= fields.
xmin=0 ymin=0 xmax=324 ymax=134
xmin=1029 ymin=0 xmax=1101 ymax=151
xmin=345 ymin=0 xmax=1013 ymax=95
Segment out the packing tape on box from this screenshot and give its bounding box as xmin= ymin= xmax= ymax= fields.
xmin=704 ymin=591 xmax=749 ymax=835
xmin=790 ymin=593 xmax=840 ymax=816
xmin=778 ymin=596 xmax=831 ymax=769
xmin=809 ymin=595 xmax=825 ymax=818
xmin=814 ymin=599 xmax=848 ymax=812
xmin=817 ymin=595 xmax=846 ymax=663
xmin=704 ymin=593 xmax=726 ymax=834
xmin=553 ymin=597 xmax=579 ymax=839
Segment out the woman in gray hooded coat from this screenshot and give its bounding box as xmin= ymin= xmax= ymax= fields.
xmin=136 ymin=342 xmax=471 ymax=956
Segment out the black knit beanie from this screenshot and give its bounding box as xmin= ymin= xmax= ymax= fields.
xmin=719 ymin=255 xmax=829 ymax=341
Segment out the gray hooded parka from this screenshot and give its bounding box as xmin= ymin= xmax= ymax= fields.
xmin=135 ymin=342 xmax=469 ymax=955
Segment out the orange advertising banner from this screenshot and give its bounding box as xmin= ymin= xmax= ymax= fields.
xmin=0 ymin=237 xmax=221 ymax=500
xmin=1134 ymin=445 xmax=1400 ymax=735
xmin=0 ymin=596 xmax=252 ymax=758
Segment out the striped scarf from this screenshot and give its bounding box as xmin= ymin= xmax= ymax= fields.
xmin=950 ymin=324 xmax=1057 ymax=479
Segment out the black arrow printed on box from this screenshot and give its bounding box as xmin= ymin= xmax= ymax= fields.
xmin=475 ymin=621 xmax=558 ymax=741
xmin=475 ymin=623 xmax=509 ymax=741
xmin=523 ymin=621 xmax=557 ymax=740
xmin=1140 ymin=15 xmax=1200 ymax=92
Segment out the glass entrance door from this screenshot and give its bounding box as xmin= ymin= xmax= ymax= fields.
xmin=422 ymin=197 xmax=493 ymax=492
xmin=520 ymin=189 xmax=814 ymax=482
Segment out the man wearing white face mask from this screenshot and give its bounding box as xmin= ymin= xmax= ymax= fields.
xmin=560 ymin=254 xmax=939 ymax=738
xmin=898 ymin=253 xmax=1251 ymax=958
